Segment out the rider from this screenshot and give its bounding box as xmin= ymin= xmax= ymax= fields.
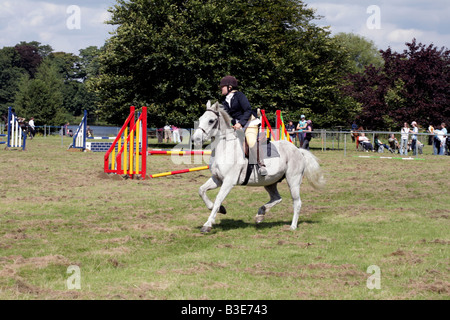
xmin=219 ymin=75 xmax=267 ymax=176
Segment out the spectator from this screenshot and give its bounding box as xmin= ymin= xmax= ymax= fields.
xmin=353 ymin=126 xmax=365 ymax=150
xmin=156 ymin=127 xmax=164 ymax=143
xmin=351 ymin=121 xmax=358 ymax=142
xmin=400 ymin=122 xmax=410 ymax=155
xmin=411 ymin=121 xmax=419 ymax=156
xmin=87 ymin=126 xmax=94 ymax=138
xmin=434 ymin=126 xmax=442 ymax=155
xmin=164 ymin=124 xmax=172 ymax=143
xmin=296 ymin=115 xmax=307 ymax=147
xmin=427 ymin=124 xmax=434 ymax=146
xmin=286 ymin=121 xmax=296 ymax=145
xmin=28 ymin=117 xmax=36 ymax=139
xmin=375 ymin=134 xmax=393 ymax=153
xmin=446 ymin=135 xmax=450 ymax=156
xmin=64 ymin=122 xmax=70 ymax=136
xmin=1 ymin=113 xmax=7 ymax=131
xmin=358 ymin=133 xmax=373 ymax=152
xmin=172 ymin=125 xmax=181 ymax=143
xmin=301 ymin=120 xmax=313 ymax=150
xmin=388 ymin=134 xmax=399 ymax=153
xmin=439 ymin=122 xmax=447 ymax=155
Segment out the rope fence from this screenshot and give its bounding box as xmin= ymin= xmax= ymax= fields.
xmin=2 ymin=122 xmax=448 ymax=157
xmin=298 ymin=130 xmax=448 ymax=157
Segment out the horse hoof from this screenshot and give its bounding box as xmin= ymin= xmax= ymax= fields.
xmin=255 ymin=215 xmax=265 ymax=224
xmin=201 ymin=226 xmax=212 ymax=233
xmin=219 ymin=205 xmax=227 ymax=215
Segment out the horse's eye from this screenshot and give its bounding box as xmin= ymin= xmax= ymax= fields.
xmin=209 ymin=119 xmax=215 ymax=124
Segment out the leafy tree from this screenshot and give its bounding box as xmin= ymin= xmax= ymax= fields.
xmin=0 ymin=47 xmax=25 ymax=116
xmin=14 ymin=44 xmax=43 ymax=78
xmin=79 ymin=46 xmax=103 ymax=80
xmin=49 ymin=52 xmax=80 ymax=81
xmin=1 ymin=42 xmax=102 ymax=125
xmin=333 ymin=33 xmax=383 ymax=73
xmin=343 ymin=39 xmax=450 ymax=129
xmin=47 ymin=48 xmax=101 ymax=119
xmin=78 ymin=46 xmax=103 ymax=122
xmin=14 ymin=58 xmax=67 ymax=125
xmin=16 ymin=41 xmax=53 ymax=58
xmin=91 ymin=0 xmax=354 ymax=127
xmin=1 ymin=42 xmax=55 ymax=117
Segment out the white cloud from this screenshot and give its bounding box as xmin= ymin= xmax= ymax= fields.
xmin=387 ymin=29 xmax=424 ymax=43
xmin=310 ymin=2 xmax=366 ymax=29
xmin=0 ymin=0 xmax=115 ymax=54
xmin=306 ymin=0 xmax=450 ymax=52
xmin=1 ymin=0 xmax=448 ymax=54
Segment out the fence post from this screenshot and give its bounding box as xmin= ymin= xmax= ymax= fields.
xmin=344 ymin=132 xmax=347 ymax=157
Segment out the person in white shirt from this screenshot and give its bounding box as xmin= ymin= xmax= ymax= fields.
xmin=358 ymin=133 xmax=374 ymax=152
xmin=411 ymin=121 xmax=419 ymax=155
xmin=163 ymin=124 xmax=172 ymax=143
xmin=439 ymin=122 xmax=447 ymax=155
xmin=28 ymin=117 xmax=36 ymax=139
xmin=172 ymin=125 xmax=181 ymax=143
xmin=400 ymin=122 xmax=410 ymax=155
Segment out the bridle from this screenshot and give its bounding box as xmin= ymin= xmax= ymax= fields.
xmin=197 ymin=109 xmax=221 ymax=137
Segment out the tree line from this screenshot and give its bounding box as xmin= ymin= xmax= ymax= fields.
xmin=0 ymin=41 xmax=101 ymax=126
xmin=1 ymin=0 xmax=449 ymax=130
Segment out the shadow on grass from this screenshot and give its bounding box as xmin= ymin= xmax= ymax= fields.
xmin=198 ymin=218 xmax=319 ymax=233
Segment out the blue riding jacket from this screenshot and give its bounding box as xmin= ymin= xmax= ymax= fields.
xmin=222 ymin=91 xmax=257 ymax=128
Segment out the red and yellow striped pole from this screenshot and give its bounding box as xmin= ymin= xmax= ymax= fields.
xmin=149 ymin=166 xmax=209 ymax=179
xmin=148 ymin=150 xmax=211 ymax=155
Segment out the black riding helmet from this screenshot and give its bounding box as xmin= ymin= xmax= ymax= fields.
xmin=220 ymin=75 xmax=238 ymax=88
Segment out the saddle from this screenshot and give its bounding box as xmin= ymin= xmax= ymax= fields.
xmin=243 ymin=129 xmax=280 ymax=160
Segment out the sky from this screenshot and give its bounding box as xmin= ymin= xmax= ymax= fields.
xmin=0 ymin=0 xmax=116 ymax=54
xmin=0 ymin=0 xmax=449 ymax=55
xmin=306 ymin=0 xmax=450 ymax=52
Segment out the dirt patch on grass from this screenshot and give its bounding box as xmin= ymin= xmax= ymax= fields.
xmin=94 ymin=246 xmax=132 ymax=256
xmin=0 ymin=254 xmax=70 ymax=278
xmin=407 ymin=279 xmax=450 ymax=295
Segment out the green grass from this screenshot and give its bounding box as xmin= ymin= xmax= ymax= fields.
xmin=0 ymin=136 xmax=448 ymax=299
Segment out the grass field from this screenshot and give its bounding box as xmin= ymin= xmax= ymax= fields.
xmin=0 ymin=136 xmax=448 ymax=300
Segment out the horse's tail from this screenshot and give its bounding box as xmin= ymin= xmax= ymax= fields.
xmin=299 ymin=148 xmax=326 ymax=190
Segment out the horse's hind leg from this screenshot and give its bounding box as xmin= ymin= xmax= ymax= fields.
xmin=255 ymin=183 xmax=282 ymax=224
xmin=286 ymin=175 xmax=303 ymax=231
xmin=199 ymin=177 xmax=226 ymax=214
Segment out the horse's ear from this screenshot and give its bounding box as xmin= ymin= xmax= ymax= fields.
xmin=206 ymin=100 xmax=211 ymax=109
xmin=212 ymin=102 xmax=220 ymax=111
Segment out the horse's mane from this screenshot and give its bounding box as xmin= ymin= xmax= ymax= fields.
xmin=216 ymin=103 xmax=232 ymax=128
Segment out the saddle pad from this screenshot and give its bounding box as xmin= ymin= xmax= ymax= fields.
xmin=259 ymin=141 xmax=280 ymax=159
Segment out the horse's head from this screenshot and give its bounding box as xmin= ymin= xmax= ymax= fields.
xmin=192 ymin=100 xmax=230 ymax=147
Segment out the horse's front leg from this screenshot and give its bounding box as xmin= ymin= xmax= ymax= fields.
xmin=201 ymin=178 xmax=236 ymax=233
xmin=199 ymin=177 xmax=226 ymax=214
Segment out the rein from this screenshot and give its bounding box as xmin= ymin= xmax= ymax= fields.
xmin=198 ymin=109 xmax=221 ymax=135
xmin=198 ymin=108 xmax=239 ymax=142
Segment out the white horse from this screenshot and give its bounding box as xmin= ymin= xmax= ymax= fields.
xmin=192 ymin=101 xmax=325 ymax=233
